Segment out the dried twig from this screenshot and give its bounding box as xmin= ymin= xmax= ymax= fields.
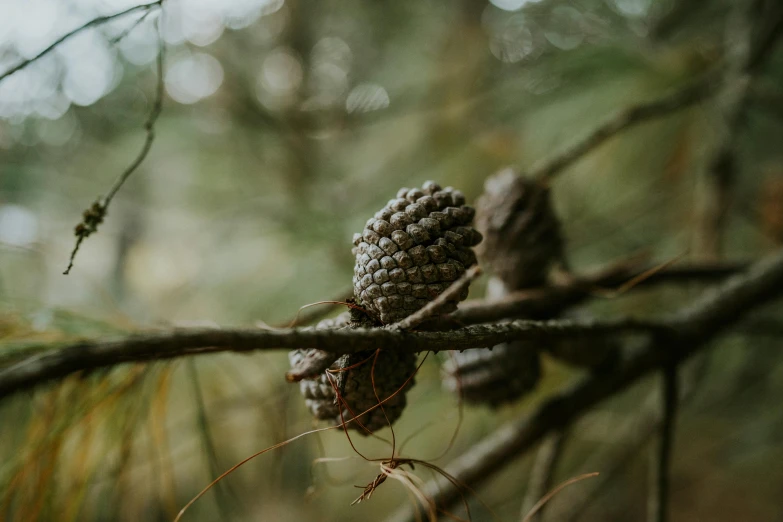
xmin=520 ymin=427 xmax=570 ymax=522
xmin=316 ymin=258 xmax=747 ymax=332
xmin=281 ymin=291 xmax=355 ymax=328
xmin=391 ymin=266 xmax=481 ymax=331
xmin=437 ymin=259 xmax=747 ymax=328
xmin=63 ymin=8 xmax=166 ymax=274
xmin=521 ymin=473 xmax=599 ymax=522
xmin=385 ymin=247 xmax=783 ymax=522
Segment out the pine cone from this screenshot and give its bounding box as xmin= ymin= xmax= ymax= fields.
xmin=475 ymin=168 xmax=565 ymax=289
xmin=442 ymin=277 xmax=541 ymax=406
xmin=291 ymin=313 xmax=417 ymax=433
xmin=441 ymin=341 xmax=540 ymax=407
xmin=352 ymin=181 xmax=483 ymax=325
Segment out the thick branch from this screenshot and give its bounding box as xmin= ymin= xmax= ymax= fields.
xmin=0 ymin=259 xmax=747 ymax=399
xmin=0 ymin=317 xmax=663 ymax=400
xmin=386 ymin=247 xmax=783 ymax=522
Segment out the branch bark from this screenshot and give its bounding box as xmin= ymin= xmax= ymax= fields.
xmin=437 ymin=259 xmax=747 ymax=328
xmin=385 ymin=247 xmax=783 ymax=522
xmin=0 ymin=317 xmax=665 ymax=401
xmin=0 ymin=259 xmax=748 ymax=400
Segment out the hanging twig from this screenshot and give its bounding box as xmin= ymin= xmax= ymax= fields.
xmin=63 ymin=8 xmax=166 ymax=274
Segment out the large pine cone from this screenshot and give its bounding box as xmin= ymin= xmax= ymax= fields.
xmin=352 ymin=181 xmax=483 ymax=324
xmin=291 ymin=313 xmax=416 ymax=433
xmin=475 ymin=168 xmax=565 ymax=289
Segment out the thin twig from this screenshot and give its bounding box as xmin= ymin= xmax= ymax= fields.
xmin=0 ymin=2 xmax=162 ymax=83
xmin=530 ymin=71 xmax=721 ymax=182
xmin=521 ymin=473 xmax=599 ymax=522
xmin=109 ymin=9 xmax=155 ymax=45
xmin=63 ymin=8 xmax=166 ymax=274
xmin=439 ymin=259 xmax=748 ymax=329
xmin=391 ymin=266 xmax=481 ymax=331
xmin=520 ymin=427 xmax=570 ymax=522
xmin=281 ymin=291 xmax=355 ymax=328
xmin=314 ymin=258 xmax=747 ymax=332
xmin=647 ymin=363 xmax=678 ymax=522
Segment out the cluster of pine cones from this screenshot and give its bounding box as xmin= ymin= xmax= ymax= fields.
xmin=288 ymin=174 xmax=615 ymax=433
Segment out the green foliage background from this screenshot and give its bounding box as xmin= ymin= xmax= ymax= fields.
xmin=1 ymin=0 xmax=782 ymax=520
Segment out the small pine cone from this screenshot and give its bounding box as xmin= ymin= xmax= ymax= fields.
xmin=475 ymin=168 xmax=565 ymax=289
xmin=352 ymin=181 xmax=483 ymax=325
xmin=442 ymin=278 xmax=541 ymax=406
xmin=441 ymin=342 xmax=540 ymax=407
xmin=290 ymin=313 xmax=417 ymax=433
xmin=336 ymin=349 xmax=417 ymax=432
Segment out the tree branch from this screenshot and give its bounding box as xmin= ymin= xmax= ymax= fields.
xmin=0 ymin=258 xmax=749 ymax=399
xmin=0 ymin=317 xmax=665 ymax=401
xmin=530 ymin=1 xmax=782 ymax=186
xmin=385 ymin=247 xmax=783 ymax=522
xmin=436 ymin=259 xmax=747 ymax=328
xmin=530 ymin=71 xmax=720 ymax=182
